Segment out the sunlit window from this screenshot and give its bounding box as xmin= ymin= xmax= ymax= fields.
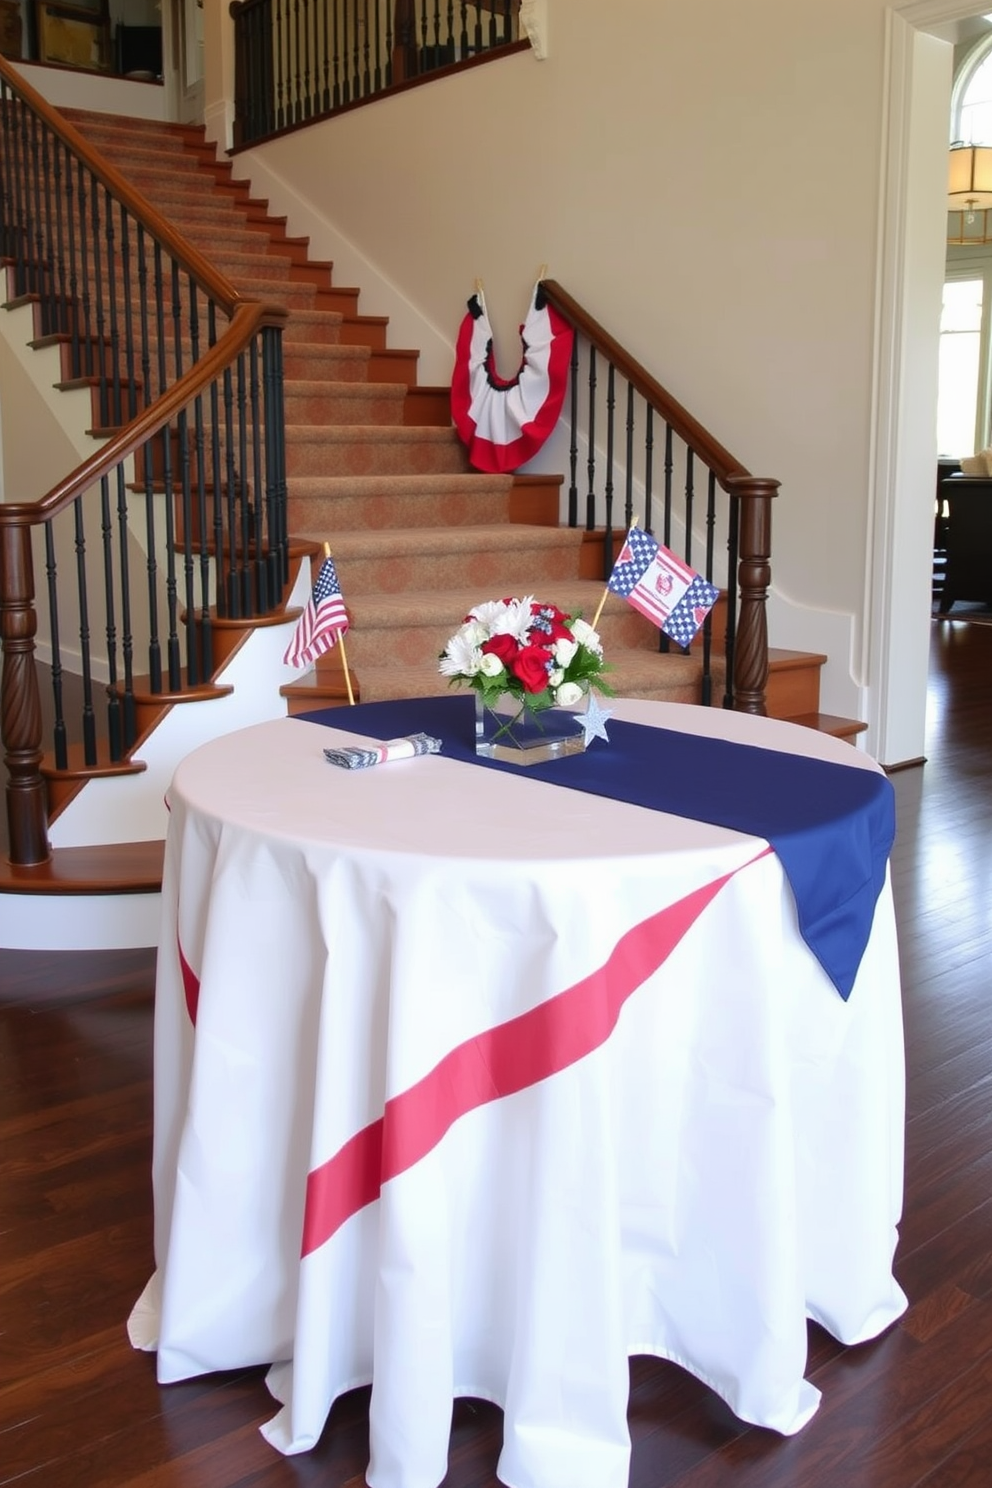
xmin=937 ymin=279 xmax=983 ymax=458
xmin=952 ymin=33 xmax=992 ymax=143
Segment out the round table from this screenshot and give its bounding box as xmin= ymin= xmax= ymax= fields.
xmin=129 ymin=698 xmax=907 ymax=1488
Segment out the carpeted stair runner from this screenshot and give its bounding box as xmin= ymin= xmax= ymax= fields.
xmin=60 ymin=108 xmax=717 ymax=709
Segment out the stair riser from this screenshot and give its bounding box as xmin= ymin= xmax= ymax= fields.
xmin=283 ymin=430 xmax=469 ymax=475
xmin=288 ymin=483 xmax=516 ymax=532
xmin=334 ymin=542 xmax=586 ymax=595
xmin=281 ymin=384 xmax=407 ymax=420
xmin=342 ymin=600 xmax=666 ymax=671
xmin=764 ymin=663 xmax=823 ymax=717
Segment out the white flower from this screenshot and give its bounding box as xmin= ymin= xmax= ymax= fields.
xmin=547 ymin=667 xmax=564 ymax=688
xmin=553 ymin=637 xmax=578 ymax=668
xmin=439 ymin=630 xmax=483 ymax=677
xmin=570 ymin=618 xmax=602 ymax=655
xmin=478 ymin=652 xmax=505 ymax=678
xmin=459 ymin=619 xmax=490 ymax=647
xmin=469 ymin=599 xmax=512 ymax=635
xmin=555 ymin=681 xmax=585 ymax=707
xmin=489 ymin=594 xmax=535 ymax=645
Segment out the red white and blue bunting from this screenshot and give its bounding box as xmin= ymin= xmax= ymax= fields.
xmin=450 ymin=280 xmax=573 ymax=473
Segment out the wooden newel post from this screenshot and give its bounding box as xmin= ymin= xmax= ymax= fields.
xmin=0 ymin=521 xmax=50 ymax=865
xmin=726 ymin=475 xmax=779 ymax=716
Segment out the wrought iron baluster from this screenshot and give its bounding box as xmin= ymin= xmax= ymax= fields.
xmin=262 ymin=322 xmax=288 ymax=598
xmin=236 ymin=353 xmax=252 ymax=616
xmin=362 ymin=0 xmax=372 ymax=95
xmin=643 ymin=406 xmax=655 ymax=535
xmin=272 ymin=0 xmax=286 ymax=132
xmin=62 ymin=141 xmax=82 ymax=377
xmin=193 ymin=386 xmax=212 ymax=680
xmin=662 ymin=423 xmax=674 ymax=547
xmin=603 ymin=362 xmax=616 ymax=571
xmin=141 ymin=418 xmax=162 ymax=695
xmin=46 ymin=131 xmax=70 ymax=337
xmin=372 ymin=0 xmax=383 ymax=91
xmin=176 ymin=401 xmax=197 ymax=685
xmin=99 ymin=471 xmax=121 ymax=760
xmin=162 ymin=458 xmax=182 ymax=690
xmin=249 ymin=338 xmax=268 ymax=612
xmin=301 ymin=0 xmax=313 ymax=118
xmin=102 ymin=190 xmax=125 ymax=427
xmin=75 ymin=161 xmax=95 ymax=378
xmin=458 ymin=0 xmax=468 ymax=56
xmin=26 ymin=111 xmax=47 ymax=309
xmin=290 ymin=0 xmax=302 ymax=122
xmin=384 ymin=0 xmax=393 ymax=85
xmin=585 ymin=345 xmax=597 ymax=531
xmin=567 ymin=333 xmax=579 ymax=528
xmin=223 ymin=364 xmax=239 ymax=617
xmin=207 ymin=306 xmax=228 ymax=618
xmin=321 ymin=0 xmax=331 ymax=108
xmin=332 ymin=0 xmax=342 ymax=105
xmin=114 ymin=464 xmax=137 ymax=749
xmin=152 ymin=243 xmax=167 ymax=400
xmin=352 ymin=0 xmax=363 ymax=97
xmin=119 ymin=208 xmax=139 ymax=420
xmin=623 ymin=383 xmax=635 ymax=533
xmin=683 ymin=447 xmax=695 ymax=567
xmin=88 ymin=178 xmax=109 ymax=426
xmin=72 ymin=495 xmax=97 ymax=767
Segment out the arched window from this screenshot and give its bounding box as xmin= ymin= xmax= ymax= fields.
xmin=951 ymin=32 xmax=992 ymax=145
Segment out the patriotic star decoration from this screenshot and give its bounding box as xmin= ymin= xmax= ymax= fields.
xmin=579 ymin=691 xmax=613 ymax=745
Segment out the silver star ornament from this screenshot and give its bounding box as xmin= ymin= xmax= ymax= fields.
xmin=579 ymin=692 xmax=613 ymax=745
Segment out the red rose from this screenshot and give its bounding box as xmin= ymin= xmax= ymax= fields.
xmin=482 ymin=633 xmax=518 ymax=664
xmin=509 ymin=644 xmax=552 ymax=693
xmin=530 ymin=602 xmax=573 ymax=642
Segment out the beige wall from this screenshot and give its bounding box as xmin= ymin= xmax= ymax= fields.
xmin=234 ymin=2 xmax=905 ymax=657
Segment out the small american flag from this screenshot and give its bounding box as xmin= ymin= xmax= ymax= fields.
xmin=283 ymin=556 xmax=350 ymax=668
xmin=661 ymin=574 xmax=720 ymax=647
xmin=607 ymin=526 xmax=695 ymax=629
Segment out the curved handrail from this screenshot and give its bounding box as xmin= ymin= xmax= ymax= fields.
xmin=0 ymin=300 xmax=288 ymax=528
xmin=540 ymin=278 xmax=750 ymax=489
xmin=0 ymin=54 xmax=245 ymax=314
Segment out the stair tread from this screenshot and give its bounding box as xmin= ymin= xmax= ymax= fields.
xmin=768 ymin=646 xmax=828 ymax=668
xmin=0 ymin=840 xmax=164 ymax=894
xmin=783 ymin=711 xmax=867 ymax=738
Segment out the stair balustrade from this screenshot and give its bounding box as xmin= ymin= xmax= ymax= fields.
xmin=230 ymin=0 xmax=525 ymax=146
xmin=540 ymin=280 xmax=777 ymax=715
xmin=0 ymin=59 xmax=290 ymax=866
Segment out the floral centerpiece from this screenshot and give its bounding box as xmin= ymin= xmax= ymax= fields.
xmin=439 ymin=596 xmax=613 ymax=762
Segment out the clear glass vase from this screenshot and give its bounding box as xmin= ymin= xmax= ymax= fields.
xmin=474 ymin=691 xmax=588 ymax=766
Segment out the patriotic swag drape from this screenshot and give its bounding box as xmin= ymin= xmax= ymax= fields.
xmin=450 ymin=281 xmax=573 ymax=473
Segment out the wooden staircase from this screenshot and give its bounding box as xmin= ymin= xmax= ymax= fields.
xmin=0 ymin=108 xmax=863 ymax=930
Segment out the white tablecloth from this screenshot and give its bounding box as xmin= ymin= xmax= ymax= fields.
xmin=129 ymin=699 xmax=907 ymax=1488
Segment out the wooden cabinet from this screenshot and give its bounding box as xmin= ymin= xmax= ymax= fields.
xmin=938 ymin=475 xmax=992 ymax=611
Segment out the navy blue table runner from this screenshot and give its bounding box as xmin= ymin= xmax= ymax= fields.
xmin=297 ymin=695 xmax=895 ymax=1000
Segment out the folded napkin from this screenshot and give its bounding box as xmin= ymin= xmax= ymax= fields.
xmin=323 ymin=732 xmax=442 ymax=770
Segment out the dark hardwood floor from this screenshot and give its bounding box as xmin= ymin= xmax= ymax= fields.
xmin=2 ymin=617 xmax=990 ymax=1488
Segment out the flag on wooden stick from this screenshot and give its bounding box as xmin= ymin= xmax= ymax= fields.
xmin=284 ymin=553 xmax=350 ymax=668
xmin=606 ymin=525 xmax=719 ymax=645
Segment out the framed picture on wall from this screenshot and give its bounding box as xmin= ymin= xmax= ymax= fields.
xmin=35 ymin=2 xmax=110 ymax=72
